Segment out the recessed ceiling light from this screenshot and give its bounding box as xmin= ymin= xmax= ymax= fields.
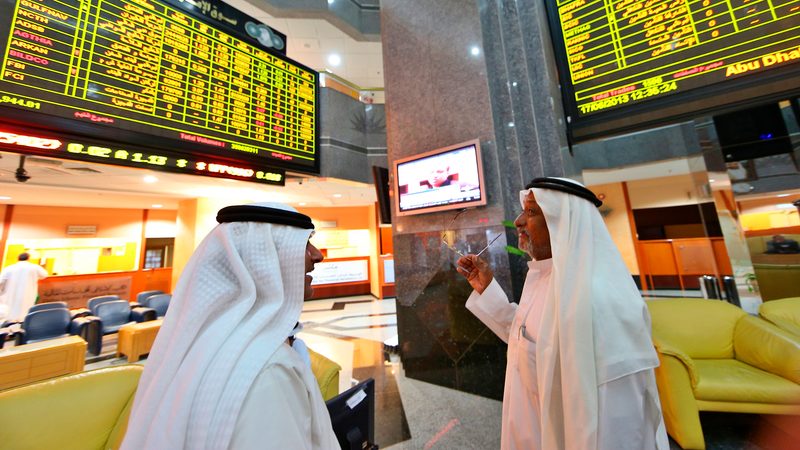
xmin=152 ymin=204 xmax=163 ymax=208
xmin=0 ymin=196 xmax=11 ymax=200
xmin=332 ymin=193 xmax=342 ymax=198
xmin=144 ymin=175 xmax=158 ymax=183
xmin=777 ymin=193 xmax=790 ymax=197
xmin=299 ymin=202 xmax=307 ymax=206
xmin=470 ymin=46 xmax=480 ymax=56
xmin=327 ymin=54 xmax=341 ymax=66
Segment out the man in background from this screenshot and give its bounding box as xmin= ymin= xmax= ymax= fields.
xmin=765 ymin=234 xmax=800 ymax=254
xmin=456 ymin=177 xmax=668 ymax=449
xmin=0 ymin=252 xmax=48 ymax=323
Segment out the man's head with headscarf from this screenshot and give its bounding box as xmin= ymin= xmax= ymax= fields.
xmin=515 ymin=177 xmax=602 ymax=260
xmin=216 ymin=203 xmax=324 ymax=299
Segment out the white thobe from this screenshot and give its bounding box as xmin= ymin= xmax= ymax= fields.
xmin=466 ymin=259 xmax=667 ymax=450
xmin=0 ymin=261 xmax=48 ymax=322
xmin=232 ymin=343 xmax=339 ymax=450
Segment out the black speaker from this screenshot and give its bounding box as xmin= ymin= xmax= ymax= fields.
xmin=372 ymin=166 xmax=392 ymax=224
xmin=713 ymin=103 xmax=792 ymax=162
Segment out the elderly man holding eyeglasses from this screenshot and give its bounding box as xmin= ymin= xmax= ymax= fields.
xmin=456 ymin=177 xmax=668 ymax=450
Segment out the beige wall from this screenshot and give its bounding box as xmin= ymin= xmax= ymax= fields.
xmin=2 ymin=205 xmax=179 ymax=273
xmin=145 ymin=209 xmax=178 ymax=238
xmin=298 ymin=205 xmax=381 ymax=297
xmin=8 ymin=205 xmax=143 ymax=239
xmin=590 ymin=182 xmax=640 ymax=275
xmin=298 ymin=206 xmax=373 ymax=229
xmin=626 ymin=174 xmax=703 ymax=209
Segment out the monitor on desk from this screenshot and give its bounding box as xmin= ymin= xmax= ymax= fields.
xmin=326 ymin=378 xmax=377 ymax=450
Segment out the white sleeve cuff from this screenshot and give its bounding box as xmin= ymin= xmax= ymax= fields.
xmin=465 ymin=279 xmax=515 ymax=343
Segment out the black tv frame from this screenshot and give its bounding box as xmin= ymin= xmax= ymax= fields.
xmin=393 ymin=139 xmax=487 ymax=217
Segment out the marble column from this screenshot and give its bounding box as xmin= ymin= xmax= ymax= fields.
xmin=382 ymin=0 xmax=572 ymax=399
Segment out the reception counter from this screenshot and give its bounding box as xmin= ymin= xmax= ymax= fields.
xmin=308 ymin=256 xmax=371 ymax=300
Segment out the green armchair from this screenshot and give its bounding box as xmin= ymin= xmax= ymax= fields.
xmin=647 ymin=299 xmax=800 ymax=449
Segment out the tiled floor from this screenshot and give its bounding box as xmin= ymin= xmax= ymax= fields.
xmin=36 ymin=295 xmax=799 ymax=449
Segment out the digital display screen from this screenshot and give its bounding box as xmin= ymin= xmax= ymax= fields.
xmin=0 ymin=0 xmax=318 ymax=178
xmin=0 ymin=125 xmax=285 ymax=184
xmin=547 ymin=0 xmax=800 ymax=139
xmin=394 ymin=139 xmax=487 ymax=216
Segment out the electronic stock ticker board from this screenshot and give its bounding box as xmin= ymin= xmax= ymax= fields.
xmin=0 ymin=0 xmax=319 ymax=184
xmin=548 ymin=0 xmax=800 ymax=140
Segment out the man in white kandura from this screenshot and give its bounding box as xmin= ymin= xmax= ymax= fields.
xmin=0 ymin=252 xmax=48 ymax=323
xmin=456 ymin=177 xmax=668 ymax=450
xmin=122 ymin=203 xmax=338 ymax=450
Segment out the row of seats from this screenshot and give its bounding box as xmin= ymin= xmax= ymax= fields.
xmin=0 ymin=291 xmax=172 ymax=354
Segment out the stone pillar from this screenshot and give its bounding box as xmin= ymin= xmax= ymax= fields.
xmin=382 ymin=0 xmax=571 ymax=398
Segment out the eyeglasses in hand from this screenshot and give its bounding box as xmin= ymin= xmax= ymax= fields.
xmin=441 ymin=209 xmax=502 ymax=257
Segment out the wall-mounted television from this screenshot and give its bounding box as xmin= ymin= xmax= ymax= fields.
xmin=393 ymin=139 xmax=487 ymax=217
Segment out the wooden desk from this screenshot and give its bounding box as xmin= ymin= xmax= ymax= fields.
xmin=0 ymin=336 xmax=86 ymax=390
xmin=117 ymin=320 xmax=162 ymax=362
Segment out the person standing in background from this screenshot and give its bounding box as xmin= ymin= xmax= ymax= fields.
xmin=0 ymin=252 xmax=48 ymax=323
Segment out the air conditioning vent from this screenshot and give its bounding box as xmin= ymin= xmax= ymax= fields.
xmin=26 ymin=156 xmax=63 ymax=167
xmin=43 ymin=167 xmax=72 ymax=175
xmin=66 ymin=167 xmax=103 ymax=173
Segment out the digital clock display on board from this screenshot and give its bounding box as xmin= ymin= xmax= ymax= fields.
xmin=0 ymin=0 xmax=318 ymax=178
xmin=547 ymin=0 xmax=800 ymax=140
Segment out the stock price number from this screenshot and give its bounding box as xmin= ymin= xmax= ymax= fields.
xmin=256 ymin=170 xmax=282 ymax=182
xmin=1 ymin=95 xmax=40 ymax=110
xmin=66 ymin=143 xmax=168 ymax=166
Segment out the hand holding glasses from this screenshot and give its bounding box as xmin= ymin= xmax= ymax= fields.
xmin=440 ymin=209 xmax=502 ymax=258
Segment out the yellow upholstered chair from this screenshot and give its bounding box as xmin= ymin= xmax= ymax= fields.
xmin=759 ymin=297 xmax=800 ymax=338
xmin=0 ymin=365 xmax=143 ymax=450
xmin=0 ymin=350 xmax=341 ymax=449
xmin=309 ymin=347 xmax=342 ymax=401
xmin=753 ymin=264 xmax=800 ymax=301
xmin=647 ymin=299 xmax=800 ymax=450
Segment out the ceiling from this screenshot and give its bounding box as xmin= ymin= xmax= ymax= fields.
xmin=0 ymin=2 xmax=384 ymax=210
